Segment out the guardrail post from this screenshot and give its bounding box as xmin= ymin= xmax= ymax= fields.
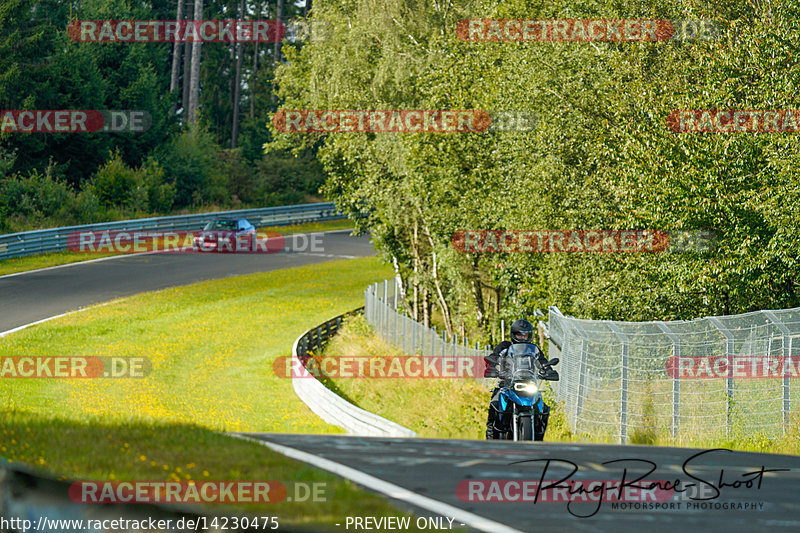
xmin=764 ymin=311 xmax=792 ymax=434
xmin=657 ymin=322 xmax=681 ymax=441
xmin=608 ymin=324 xmax=629 ymax=444
xmin=709 ymin=317 xmax=734 ymax=437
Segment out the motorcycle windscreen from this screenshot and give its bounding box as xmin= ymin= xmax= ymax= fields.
xmin=507 ymin=343 xmax=539 ymax=374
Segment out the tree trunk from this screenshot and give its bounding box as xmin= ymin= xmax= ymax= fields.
xmin=430 ymin=250 xmax=453 ymax=335
xmin=471 ymin=276 xmax=485 ymax=330
xmin=187 ymin=0 xmax=204 ymax=124
xmin=412 ymin=220 xmax=419 ymax=321
xmin=170 ymin=0 xmax=185 ymax=94
xmin=250 ymin=0 xmax=264 ymax=119
xmin=272 ymin=0 xmax=283 ymax=65
xmin=422 ymin=286 xmax=430 ymax=328
xmin=271 ymin=0 xmax=284 ymax=102
xmin=181 ymin=0 xmax=193 ymax=114
xmin=231 ymin=0 xmax=245 ymax=148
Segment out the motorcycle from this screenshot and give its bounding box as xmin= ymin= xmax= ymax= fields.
xmin=490 ymin=343 xmax=559 ymax=441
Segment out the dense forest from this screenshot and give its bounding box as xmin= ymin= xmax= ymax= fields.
xmin=3 ymin=0 xmax=799 ymax=327
xmin=0 ymin=0 xmax=324 ymax=233
xmin=269 ymin=0 xmax=800 ymax=326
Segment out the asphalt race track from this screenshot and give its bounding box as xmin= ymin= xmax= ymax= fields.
xmin=245 ymin=434 xmax=800 ymax=533
xmin=0 ymin=230 xmax=374 ymax=332
xmin=2 ymin=229 xmax=800 ymax=532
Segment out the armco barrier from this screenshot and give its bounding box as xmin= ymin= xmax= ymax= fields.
xmin=0 ymin=459 xmax=219 ymax=532
xmin=0 ymin=202 xmax=342 ymax=261
xmin=291 ymin=309 xmax=416 ymax=437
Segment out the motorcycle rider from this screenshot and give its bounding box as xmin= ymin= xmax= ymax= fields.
xmin=484 ymin=318 xmax=551 ymax=439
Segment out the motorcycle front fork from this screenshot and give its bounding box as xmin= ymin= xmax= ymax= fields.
xmin=512 ymin=406 xmax=518 ymax=440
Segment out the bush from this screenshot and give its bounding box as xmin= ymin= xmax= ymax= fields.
xmin=91 ymin=152 xmax=138 ymax=207
xmin=155 ymin=126 xmax=220 ymax=208
xmin=0 ymin=164 xmax=74 ymax=232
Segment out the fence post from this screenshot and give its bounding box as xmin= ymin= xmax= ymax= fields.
xmin=709 ymin=317 xmax=734 ymax=438
xmin=431 ymin=327 xmax=436 ymax=358
xmin=764 ymin=311 xmax=792 ymax=434
xmin=412 ymin=316 xmax=417 ymax=354
xmin=657 ymin=322 xmax=681 ymax=441
xmin=501 ymin=320 xmax=505 ymax=341
xmin=383 ymin=280 xmax=389 ymax=338
xmin=608 ymin=324 xmax=629 ymax=445
xmin=402 ymin=313 xmax=407 ymax=353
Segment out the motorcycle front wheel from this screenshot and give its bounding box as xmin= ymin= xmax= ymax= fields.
xmin=519 ymin=416 xmax=533 ymax=440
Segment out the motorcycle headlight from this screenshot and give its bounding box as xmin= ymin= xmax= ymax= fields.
xmin=514 ymin=381 xmax=538 ymax=394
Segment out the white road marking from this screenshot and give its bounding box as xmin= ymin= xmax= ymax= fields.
xmin=235 ymin=434 xmax=525 ymax=533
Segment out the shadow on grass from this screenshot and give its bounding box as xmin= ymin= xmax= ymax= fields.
xmin=0 ymin=409 xmax=429 ymax=532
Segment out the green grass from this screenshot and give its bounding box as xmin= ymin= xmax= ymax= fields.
xmin=0 ymin=218 xmax=354 ymax=277
xmin=0 ymin=257 xmax=445 ymax=529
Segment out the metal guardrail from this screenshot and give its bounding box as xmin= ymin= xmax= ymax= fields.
xmin=0 ymin=460 xmax=229 ymax=533
xmin=0 ymin=203 xmax=342 ymax=261
xmin=291 ymin=308 xmax=417 ymax=437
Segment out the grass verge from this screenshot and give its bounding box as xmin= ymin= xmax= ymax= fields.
xmin=0 ymin=257 xmax=443 ymax=529
xmin=0 ymin=218 xmax=353 ymax=277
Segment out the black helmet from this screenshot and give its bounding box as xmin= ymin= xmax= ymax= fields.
xmin=510 ymin=319 xmax=534 ymax=344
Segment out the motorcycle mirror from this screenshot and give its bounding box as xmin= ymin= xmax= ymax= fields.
xmin=547 ymin=358 xmax=559 ymax=366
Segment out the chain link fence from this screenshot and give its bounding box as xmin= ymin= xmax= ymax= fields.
xmin=364 ymin=279 xmax=800 ymax=444
xmin=364 ymin=279 xmax=491 ymax=367
xmin=548 ymin=306 xmax=800 ymax=443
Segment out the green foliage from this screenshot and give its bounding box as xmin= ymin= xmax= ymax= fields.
xmin=271 ymin=0 xmax=800 ymax=327
xmin=155 ymin=127 xmax=221 ymax=208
